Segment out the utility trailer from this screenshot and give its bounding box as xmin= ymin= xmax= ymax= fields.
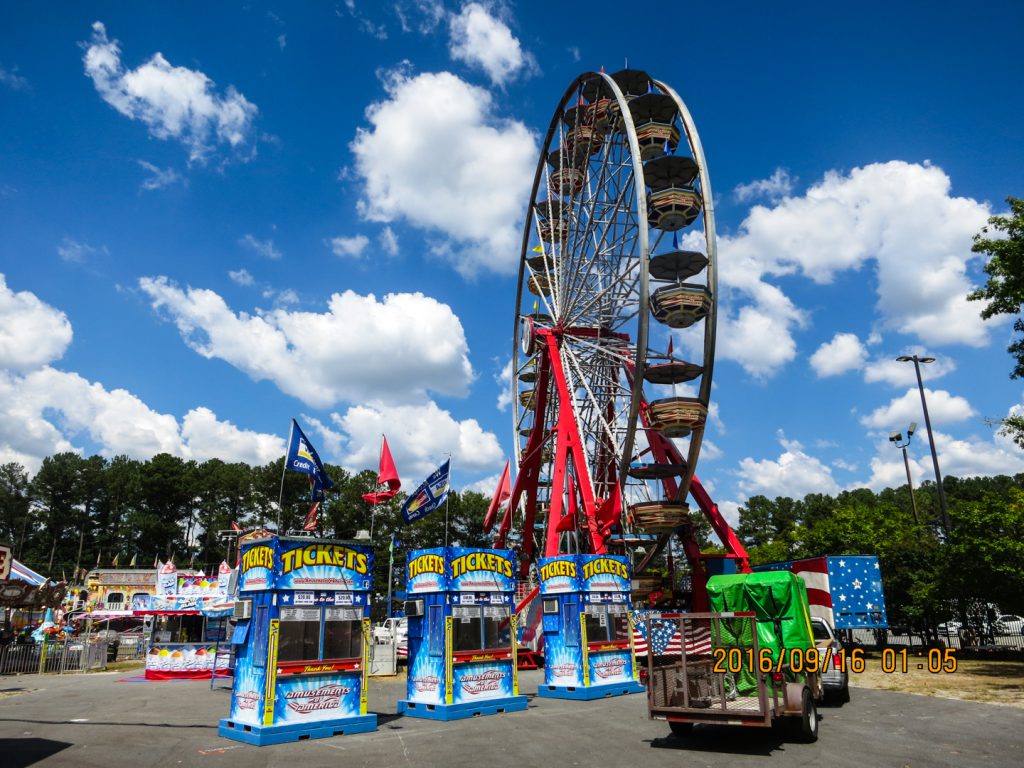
xmin=645 ymin=573 xmax=824 ymax=742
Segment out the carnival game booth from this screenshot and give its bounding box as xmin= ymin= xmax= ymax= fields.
xmin=219 ymin=536 xmax=376 ymax=746
xmin=398 ymin=547 xmax=527 ymax=721
xmin=136 ymin=560 xmax=233 ymax=680
xmin=536 ymin=554 xmax=644 ymax=699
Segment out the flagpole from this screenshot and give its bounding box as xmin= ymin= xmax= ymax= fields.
xmin=277 ymin=420 xmax=295 ymax=533
xmin=386 ymin=533 xmax=395 ymax=620
xmin=369 ymin=433 xmax=383 ymax=542
xmin=444 ymin=454 xmax=453 ymax=549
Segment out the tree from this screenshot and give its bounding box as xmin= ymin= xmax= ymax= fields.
xmin=968 ymin=196 xmax=1024 ymax=447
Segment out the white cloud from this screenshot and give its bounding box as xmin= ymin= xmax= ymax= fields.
xmin=228 ymin=268 xmax=254 ymax=286
xmin=394 ymin=0 xmax=446 ymax=34
xmin=495 ymin=358 xmax=512 ymax=410
xmin=0 ymin=367 xmax=284 ymax=472
xmin=717 ymin=500 xmax=741 ymax=527
xmin=349 ymin=68 xmax=536 ymax=277
xmin=733 ymin=168 xmax=796 ymax=203
xmin=567 ymin=46 xmax=581 ymax=62
xmin=832 ymin=458 xmax=858 ymax=472
xmin=0 ymin=274 xmax=73 ymax=372
xmin=860 ymin=387 xmax=975 ymax=430
xmin=328 ymin=235 xmax=370 ymax=259
xmin=0 ymin=279 xmax=283 ymax=472
xmin=139 ymin=276 xmax=475 ymax=408
xmin=239 ymin=234 xmax=281 ymax=260
xmin=810 ymin=332 xmax=867 ymax=377
xmin=735 ymin=431 xmax=841 ymax=499
xmin=0 ymin=64 xmax=30 ymax=91
xmin=332 ymin=401 xmax=504 ymax=482
xmin=863 ymin=421 xmax=1024 ymax=492
xmin=715 ymin=161 xmax=994 ymax=379
xmin=137 ymin=160 xmax=182 ymax=191
xmin=448 ymin=3 xmax=537 ymax=87
xmin=862 ymin=349 xmax=956 ymax=386
xmin=57 ymin=238 xmax=106 ymax=264
xmin=82 ymin=22 xmax=257 ymax=163
xmin=379 ymin=227 xmax=399 ymax=256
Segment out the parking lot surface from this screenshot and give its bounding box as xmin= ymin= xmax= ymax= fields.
xmin=1 ymin=670 xmax=1020 ymax=768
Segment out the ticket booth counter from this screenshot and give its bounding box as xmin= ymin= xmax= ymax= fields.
xmin=219 ymin=536 xmax=376 ymax=746
xmin=537 ymin=554 xmax=644 ymax=699
xmin=398 ymin=547 xmax=528 ymax=721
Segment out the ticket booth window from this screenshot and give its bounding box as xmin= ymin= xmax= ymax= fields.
xmin=453 ymin=605 xmax=512 ymax=651
xmin=323 ymin=607 xmax=363 ymax=660
xmin=584 ymin=604 xmax=630 ymax=643
xmin=278 ymin=607 xmax=321 ymax=662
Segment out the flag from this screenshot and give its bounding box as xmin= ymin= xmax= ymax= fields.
xmin=286 ymin=419 xmax=334 ymax=499
xmin=531 ymin=244 xmax=544 ymax=253
xmin=632 ymin=611 xmax=711 ymax=657
xmin=482 ymin=459 xmax=511 ymax=533
xmin=153 ymin=554 xmax=159 ymax=568
xmin=361 ymin=436 xmax=402 ymax=504
xmin=95 ymin=551 xmax=101 ymax=567
xmin=112 ymin=553 xmax=119 ymax=568
xmin=667 ymin=335 xmax=674 ymax=359
xmin=400 ymin=460 xmax=450 ymax=524
xmin=130 ymin=554 xmax=137 ymax=568
xmin=230 ymin=521 xmax=241 ymax=532
xmin=303 ymin=501 xmax=320 ymax=532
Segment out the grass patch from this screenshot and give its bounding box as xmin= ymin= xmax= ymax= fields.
xmin=850 ymin=652 xmax=1024 ymax=707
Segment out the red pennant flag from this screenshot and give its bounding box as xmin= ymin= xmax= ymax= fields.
xmin=668 ymin=335 xmax=674 ymax=359
xmin=362 ymin=435 xmax=402 ymax=504
xmin=482 ymin=460 xmax=511 ymax=533
xmin=303 ymin=501 xmax=320 ymax=532
xmin=230 ymin=521 xmax=241 ymax=532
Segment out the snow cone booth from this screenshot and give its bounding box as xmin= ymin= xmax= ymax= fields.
xmin=139 ymin=561 xmax=233 ymax=680
xmin=219 ymin=536 xmax=376 ymax=746
xmin=536 ymin=554 xmax=643 ymax=699
xmin=398 ymin=547 xmax=527 ymax=720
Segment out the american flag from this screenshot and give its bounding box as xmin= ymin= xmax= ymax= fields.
xmin=632 ymin=611 xmax=711 ymax=657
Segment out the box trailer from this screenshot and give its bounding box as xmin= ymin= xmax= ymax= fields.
xmin=752 ymin=556 xmax=887 ymax=630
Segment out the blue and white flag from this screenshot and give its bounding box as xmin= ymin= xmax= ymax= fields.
xmin=286 ymin=419 xmax=334 ymax=496
xmin=400 ymin=460 xmax=450 ymax=524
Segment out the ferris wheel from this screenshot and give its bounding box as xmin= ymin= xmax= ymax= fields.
xmin=489 ymin=69 xmax=749 ymax=606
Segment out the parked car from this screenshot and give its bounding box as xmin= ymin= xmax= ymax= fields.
xmin=937 ymin=620 xmax=962 ymax=634
xmin=373 ymin=617 xmax=407 ymax=643
xmin=811 ymin=617 xmax=850 ymax=705
xmin=994 ymin=615 xmax=1024 ymax=635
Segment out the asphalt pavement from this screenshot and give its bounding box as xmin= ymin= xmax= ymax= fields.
xmin=0 ymin=670 xmax=1020 ymax=768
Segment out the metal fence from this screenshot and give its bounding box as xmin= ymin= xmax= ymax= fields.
xmin=849 ymin=628 xmax=1024 ymax=652
xmin=0 ymin=639 xmax=109 ymax=676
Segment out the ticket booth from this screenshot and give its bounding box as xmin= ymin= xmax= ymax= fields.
xmin=398 ymin=547 xmax=528 ymax=721
xmin=219 ymin=536 xmax=376 ymax=746
xmin=536 ymin=554 xmax=644 ymax=699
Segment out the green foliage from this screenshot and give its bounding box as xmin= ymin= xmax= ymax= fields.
xmin=968 ymin=195 xmax=1024 ymax=448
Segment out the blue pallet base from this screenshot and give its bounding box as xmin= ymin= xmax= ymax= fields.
xmin=536 ymin=680 xmax=645 ymax=700
xmin=218 ymin=714 xmax=378 ymax=746
xmin=397 ymin=696 xmax=528 ymax=721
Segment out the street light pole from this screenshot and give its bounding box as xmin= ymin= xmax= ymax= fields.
xmin=896 ymin=355 xmax=952 ymax=540
xmin=889 ymin=424 xmax=919 ymax=525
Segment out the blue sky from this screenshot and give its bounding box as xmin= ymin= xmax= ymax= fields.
xmin=2 ymin=1 xmax=1023 ymax=524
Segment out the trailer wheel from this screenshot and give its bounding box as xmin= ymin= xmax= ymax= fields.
xmin=669 ymin=721 xmax=694 ymax=738
xmin=797 ymin=688 xmax=819 ymax=742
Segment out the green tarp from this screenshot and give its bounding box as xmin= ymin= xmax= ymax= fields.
xmin=706 ymin=571 xmax=816 ymax=695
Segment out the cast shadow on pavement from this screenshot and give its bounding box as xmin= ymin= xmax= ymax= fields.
xmin=0 ymin=737 xmax=73 ymax=768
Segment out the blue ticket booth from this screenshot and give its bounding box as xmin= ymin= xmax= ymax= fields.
xmin=219 ymin=536 xmax=377 ymax=746
xmin=536 ymin=554 xmax=644 ymax=699
xmin=398 ymin=547 xmax=528 ymax=720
